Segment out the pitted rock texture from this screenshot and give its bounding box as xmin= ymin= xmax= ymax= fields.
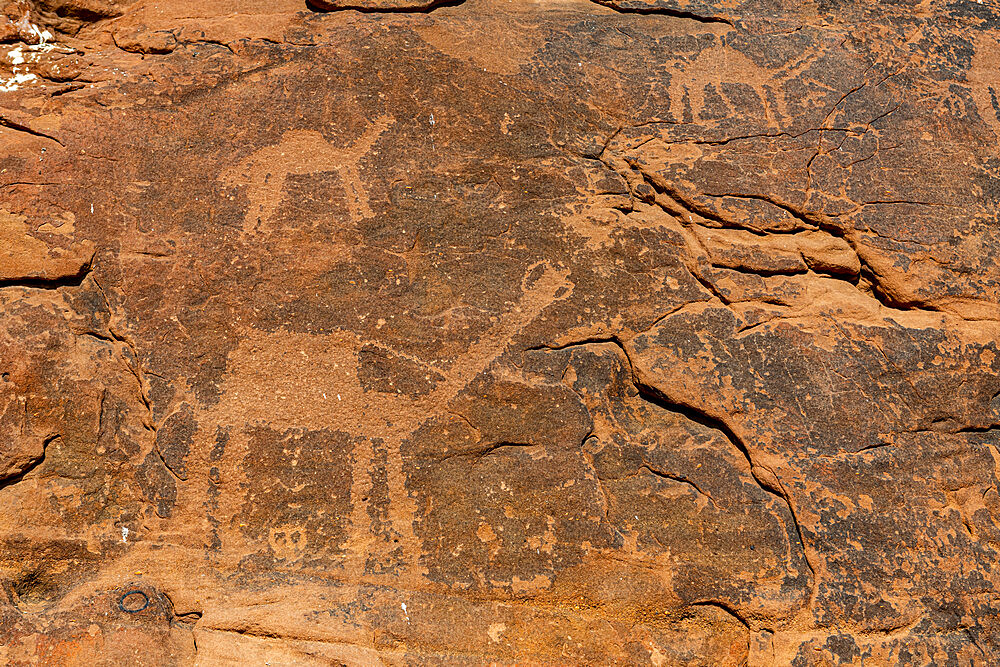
xmin=0 ymin=0 xmax=999 ymax=664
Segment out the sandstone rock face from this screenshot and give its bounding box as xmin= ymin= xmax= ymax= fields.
xmin=1 ymin=0 xmax=999 ymax=663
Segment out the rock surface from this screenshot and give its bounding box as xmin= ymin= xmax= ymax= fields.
xmin=1 ymin=0 xmax=999 ymax=663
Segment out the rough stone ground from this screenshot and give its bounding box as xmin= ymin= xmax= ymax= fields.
xmin=0 ymin=0 xmax=999 ymax=663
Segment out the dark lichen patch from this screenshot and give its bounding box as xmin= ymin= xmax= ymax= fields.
xmin=154 ymin=403 xmax=196 ymax=480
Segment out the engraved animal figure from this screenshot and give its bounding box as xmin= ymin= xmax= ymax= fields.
xmin=221 ymin=115 xmax=395 ymax=231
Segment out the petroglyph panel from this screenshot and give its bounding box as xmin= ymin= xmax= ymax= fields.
xmin=1 ymin=0 xmax=1000 ymax=664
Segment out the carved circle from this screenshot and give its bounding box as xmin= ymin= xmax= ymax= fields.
xmin=118 ymin=590 xmax=149 ymax=613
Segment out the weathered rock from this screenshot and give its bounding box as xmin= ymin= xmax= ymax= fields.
xmin=0 ymin=0 xmax=999 ymax=663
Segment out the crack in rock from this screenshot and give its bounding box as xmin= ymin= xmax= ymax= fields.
xmin=588 ymin=0 xmax=733 ymax=25
xmin=306 ymin=0 xmax=466 ymax=13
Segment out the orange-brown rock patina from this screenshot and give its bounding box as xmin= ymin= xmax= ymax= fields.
xmin=1 ymin=0 xmax=999 ymax=664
